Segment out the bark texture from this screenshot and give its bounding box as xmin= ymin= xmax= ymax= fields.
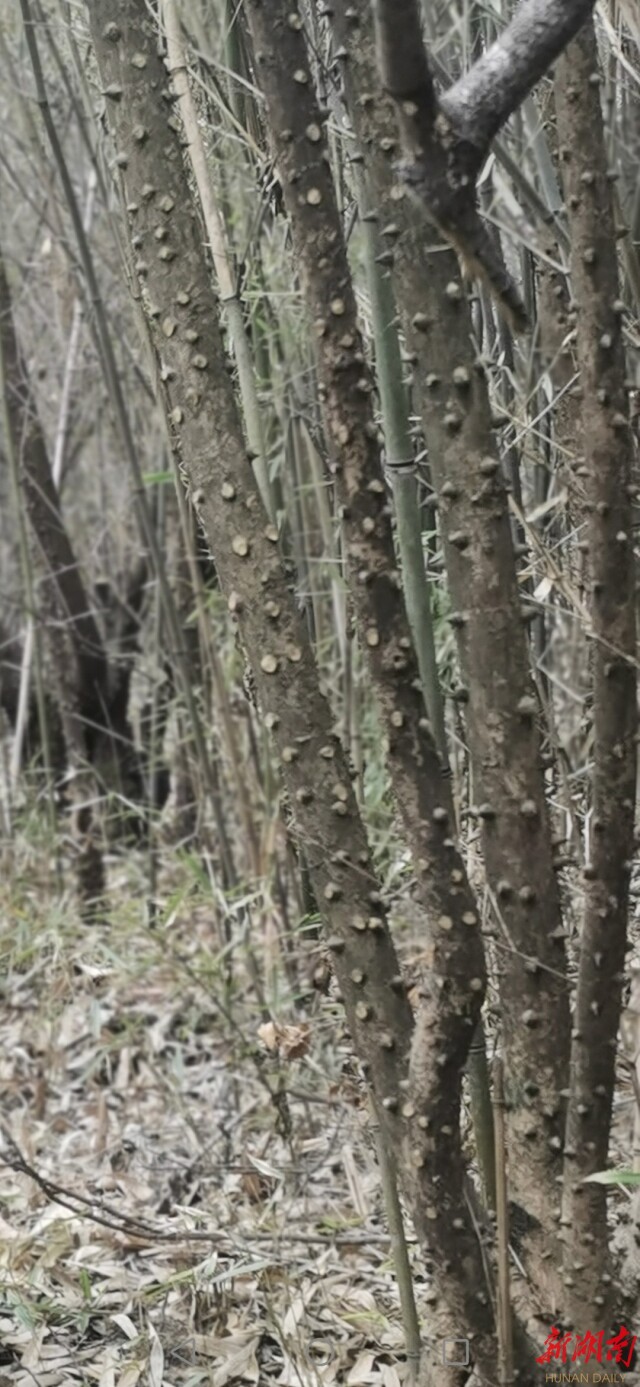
xmin=242 ymin=5 xmax=499 ymax=1372
xmin=88 ymin=2 xmax=502 ymax=1378
xmin=332 ymin=0 xmax=571 ymax=1273
xmin=555 ymin=22 xmax=637 ymax=1330
xmin=371 ymin=0 xmax=597 ymax=330
xmin=87 ymin=0 xmax=434 ymax=1288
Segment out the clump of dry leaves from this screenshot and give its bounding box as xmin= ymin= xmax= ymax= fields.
xmin=0 ymin=840 xmax=415 ymax=1387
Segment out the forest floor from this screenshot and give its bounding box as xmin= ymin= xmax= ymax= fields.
xmin=0 ymin=825 xmax=415 ymax=1387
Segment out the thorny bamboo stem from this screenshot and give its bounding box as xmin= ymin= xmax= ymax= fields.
xmin=162 ymin=0 xmax=274 ymax=521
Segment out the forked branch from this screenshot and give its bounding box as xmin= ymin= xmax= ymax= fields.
xmin=372 ymin=0 xmax=596 ymax=329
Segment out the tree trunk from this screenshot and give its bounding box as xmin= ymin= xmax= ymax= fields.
xmin=555 ymin=20 xmax=637 ymax=1331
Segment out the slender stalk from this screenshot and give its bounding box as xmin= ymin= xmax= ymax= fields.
xmin=162 ymin=0 xmax=274 ymax=520
xmin=354 ymin=167 xmax=448 ymax=767
xmin=19 ymin=0 xmax=225 ymax=856
xmin=0 ymin=282 xmax=58 ymax=865
xmin=11 ymin=168 xmax=97 ymax=782
xmin=492 ymin=1058 xmax=513 ymax=1387
xmin=369 ymin=1097 xmax=422 ymax=1383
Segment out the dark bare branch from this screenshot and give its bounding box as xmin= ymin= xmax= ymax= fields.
xmin=443 ymin=0 xmax=597 ymax=153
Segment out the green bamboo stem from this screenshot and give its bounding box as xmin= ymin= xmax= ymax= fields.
xmin=354 ymin=171 xmax=449 ymax=768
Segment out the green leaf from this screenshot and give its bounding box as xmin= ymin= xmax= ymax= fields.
xmin=142 ymin=470 xmax=173 ymax=485
xmin=583 ymin=1168 xmax=640 ymax=1186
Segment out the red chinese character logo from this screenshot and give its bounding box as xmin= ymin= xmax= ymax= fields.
xmin=605 ymin=1326 xmax=637 ymax=1369
xmin=536 ymin=1328 xmax=574 ymax=1365
xmin=571 ymin=1330 xmax=604 ymax=1364
xmin=538 ymin=1324 xmax=637 ymax=1371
